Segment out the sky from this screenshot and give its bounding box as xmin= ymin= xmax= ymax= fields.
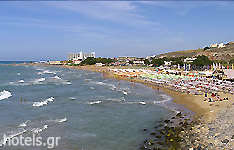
xmin=0 ymin=1 xmax=234 ymax=61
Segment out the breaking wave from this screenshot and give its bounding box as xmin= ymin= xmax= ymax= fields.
xmin=87 ymin=100 xmax=101 ymax=105
xmin=32 ymin=97 xmax=54 ymax=107
xmin=0 ymin=90 xmax=12 ymax=100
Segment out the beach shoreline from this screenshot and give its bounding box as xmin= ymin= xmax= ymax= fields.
xmin=12 ymin=63 xmax=233 ymax=118
xmin=9 ymin=63 xmax=234 ymax=149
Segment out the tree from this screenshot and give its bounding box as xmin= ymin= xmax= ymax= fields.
xmin=229 ymin=59 xmax=234 ymax=64
xmin=81 ymin=57 xmax=114 ymax=65
xmin=151 ymin=58 xmax=164 ymax=67
xmin=191 ymin=55 xmax=213 ymax=67
xmin=204 ymin=46 xmax=210 ymax=51
xmin=144 ymin=59 xmax=150 ymax=65
xmin=171 ymin=60 xmax=183 ymax=66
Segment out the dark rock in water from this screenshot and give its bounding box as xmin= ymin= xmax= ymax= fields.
xmin=143 ymin=140 xmax=148 ymax=143
xmin=148 ymin=141 xmax=154 ymax=145
xmin=197 ymin=145 xmax=202 ymax=150
xmin=179 ymin=122 xmax=183 ymax=125
xmin=140 ymin=145 xmax=147 ymax=149
xmin=158 ymin=124 xmax=164 ymax=127
xmin=143 ymin=128 xmax=148 ymax=131
xmin=176 ymin=112 xmax=182 ymax=117
xmin=151 ymin=132 xmax=156 ymax=135
xmin=164 ymin=126 xmax=169 ymax=130
xmin=164 ymin=119 xmax=170 ymax=123
xmin=157 ymin=142 xmax=164 ymax=145
xmin=156 ymin=135 xmax=161 ymax=139
xmin=160 ymin=131 xmax=166 ymax=134
xmin=231 ymin=135 xmax=234 ymax=139
xmin=153 ymin=147 xmax=162 ymax=150
xmin=171 ymin=116 xmax=175 ymax=119
xmin=221 ymin=139 xmax=229 ymax=144
xmin=182 ymin=121 xmax=189 ymax=127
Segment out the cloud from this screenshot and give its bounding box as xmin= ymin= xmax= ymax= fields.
xmin=0 ymin=16 xmax=127 ymax=40
xmin=44 ymin=1 xmax=159 ymax=27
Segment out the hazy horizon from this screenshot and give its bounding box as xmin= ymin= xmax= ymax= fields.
xmin=0 ymin=1 xmax=234 ymax=61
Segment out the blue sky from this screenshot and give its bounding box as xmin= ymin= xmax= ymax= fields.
xmin=0 ymin=1 xmax=234 ymax=61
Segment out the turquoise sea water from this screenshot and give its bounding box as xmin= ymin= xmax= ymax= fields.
xmin=0 ymin=65 xmax=185 ymax=150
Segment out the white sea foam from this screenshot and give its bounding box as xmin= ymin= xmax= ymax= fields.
xmin=19 ymin=120 xmax=30 ymax=127
xmin=124 ymin=101 xmax=147 ymax=105
xmin=123 ymin=91 xmax=128 ymax=95
xmin=17 ymin=73 xmax=20 ymax=76
xmin=0 ymin=90 xmax=12 ymax=100
xmin=91 ymin=81 xmax=116 ymax=90
xmin=52 ymin=76 xmax=61 ymax=80
xmin=38 ymin=78 xmax=45 ymax=82
xmin=107 ymin=97 xmax=126 ymax=102
xmin=18 ymin=80 xmax=24 ymax=83
xmin=45 ymin=117 xmax=67 ymax=124
xmin=32 ymin=97 xmax=54 ymax=107
xmin=139 ymin=101 xmax=146 ymax=105
xmin=43 ymin=70 xmax=56 ymax=74
xmin=31 ymin=125 xmax=48 ymax=134
xmin=90 ymin=87 xmax=95 ymax=90
xmin=37 ymin=72 xmax=43 ymax=75
xmin=153 ymin=94 xmax=172 ymax=104
xmin=57 ymin=118 xmax=67 ymax=123
xmin=69 ymin=97 xmax=76 ymax=100
xmin=66 ymin=82 xmax=72 ymax=85
xmin=87 ymin=100 xmax=101 ymax=105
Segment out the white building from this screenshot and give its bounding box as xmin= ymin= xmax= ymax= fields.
xmin=73 ymin=59 xmax=82 ymax=64
xmin=146 ymin=55 xmax=157 ymax=60
xmin=67 ymin=52 xmax=95 ymax=61
xmin=210 ymin=43 xmax=218 ymax=48
xmin=218 ymin=43 xmax=225 ymax=48
xmin=164 ymin=61 xmax=172 ymax=66
xmin=95 ymin=63 xmax=105 ymax=67
xmin=133 ymin=60 xmax=145 ymax=65
xmin=183 ymin=57 xmax=197 ymax=63
xmin=48 ymin=61 xmax=62 ymax=65
xmin=210 ymin=43 xmax=226 ymax=48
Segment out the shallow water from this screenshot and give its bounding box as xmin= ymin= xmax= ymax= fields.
xmin=0 ymin=65 xmax=183 ymax=150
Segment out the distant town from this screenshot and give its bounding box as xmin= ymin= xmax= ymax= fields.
xmin=31 ymin=41 xmax=234 ymax=80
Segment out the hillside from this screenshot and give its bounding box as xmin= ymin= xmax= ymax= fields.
xmin=155 ymin=49 xmax=203 ymax=58
xmin=155 ymin=42 xmax=234 ymax=62
xmin=198 ymin=42 xmax=234 ymax=61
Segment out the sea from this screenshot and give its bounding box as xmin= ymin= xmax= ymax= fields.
xmin=0 ymin=63 xmax=190 ymax=150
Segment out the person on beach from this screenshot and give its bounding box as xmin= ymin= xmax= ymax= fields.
xmin=20 ymin=97 xmax=22 ymax=102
